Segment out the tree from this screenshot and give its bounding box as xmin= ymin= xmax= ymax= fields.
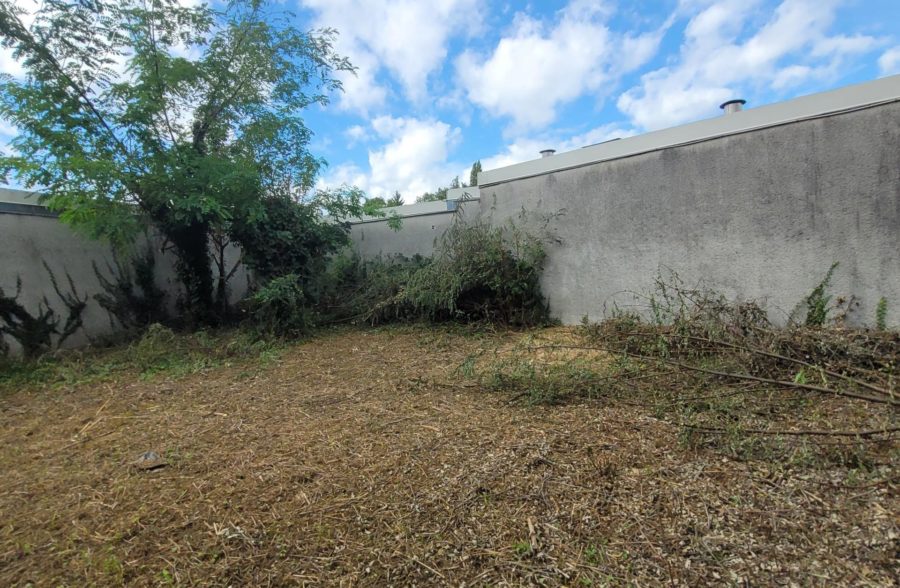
xmin=416 ymin=186 xmax=448 ymax=202
xmin=366 ymin=196 xmax=387 ymax=208
xmin=386 ymin=190 xmax=403 ymax=207
xmin=469 ymin=160 xmax=482 ymax=187
xmin=0 ymin=0 xmax=355 ymax=323
xmin=230 ymin=187 xmax=360 ymax=285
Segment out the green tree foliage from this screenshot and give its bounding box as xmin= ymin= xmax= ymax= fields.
xmin=0 ymin=0 xmax=356 ymax=323
xmin=230 ymin=186 xmax=366 ymax=285
xmin=417 ymin=186 xmax=449 ymax=202
xmin=469 ymin=160 xmax=482 ymax=187
xmin=416 ymin=170 xmax=482 ymax=202
xmin=386 ymin=190 xmax=404 ymax=207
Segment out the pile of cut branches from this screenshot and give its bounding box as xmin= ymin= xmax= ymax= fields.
xmin=468 ymin=277 xmax=897 ymax=468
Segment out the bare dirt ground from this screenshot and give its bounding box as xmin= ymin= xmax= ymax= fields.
xmin=1 ymin=326 xmax=897 ymax=586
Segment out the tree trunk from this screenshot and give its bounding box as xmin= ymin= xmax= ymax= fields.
xmin=166 ymin=222 xmax=216 ymax=326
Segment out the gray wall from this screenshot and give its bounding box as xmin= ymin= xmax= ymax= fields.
xmin=0 ymin=189 xmax=248 ymax=355
xmin=479 ymin=101 xmax=900 ymax=327
xmin=4 ymin=94 xmax=898 ymax=353
xmin=349 ymin=200 xmax=480 ymax=259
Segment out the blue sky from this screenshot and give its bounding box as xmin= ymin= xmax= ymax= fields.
xmin=2 ymin=0 xmax=900 ymax=202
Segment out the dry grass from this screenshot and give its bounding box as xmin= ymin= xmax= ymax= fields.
xmin=0 ymin=325 xmax=897 ymax=586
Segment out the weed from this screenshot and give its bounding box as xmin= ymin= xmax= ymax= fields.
xmin=0 ymin=263 xmax=88 ymax=358
xmin=803 ymin=262 xmax=839 ymax=327
xmin=318 ymin=220 xmax=550 ymax=327
xmin=0 ymin=326 xmax=283 ymax=392
xmin=584 ymin=543 xmax=607 ymax=565
xmin=245 ymin=274 xmax=314 ymax=337
xmin=512 ymin=540 xmax=532 ymax=557
xmin=876 ymin=297 xmax=888 ymax=331
xmin=102 ymin=553 xmax=124 ymax=582
xmin=477 ymin=356 xmax=614 ymax=405
xmin=456 ymin=354 xmax=477 ymax=378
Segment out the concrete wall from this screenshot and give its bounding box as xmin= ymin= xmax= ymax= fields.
xmin=0 ymin=188 xmax=248 ymax=355
xmin=479 ymin=100 xmax=900 ymax=327
xmin=349 ymin=200 xmax=480 ymax=259
xmin=4 ymin=75 xmax=898 ymax=349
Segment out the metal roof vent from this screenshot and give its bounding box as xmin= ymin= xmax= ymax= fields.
xmin=720 ymin=99 xmax=746 ymax=114
xmin=539 ymin=149 xmax=556 ymax=158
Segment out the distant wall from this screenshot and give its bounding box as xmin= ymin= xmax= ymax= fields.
xmin=349 ymin=200 xmax=480 ymax=259
xmin=479 ymin=101 xmax=900 ymax=327
xmin=0 ymin=188 xmax=248 ymax=355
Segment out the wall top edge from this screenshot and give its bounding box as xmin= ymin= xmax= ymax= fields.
xmin=479 ymin=75 xmax=900 ymax=186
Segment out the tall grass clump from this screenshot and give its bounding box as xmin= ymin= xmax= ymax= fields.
xmin=320 ymin=220 xmax=550 ymax=327
xmin=402 ymin=220 xmax=548 ymax=325
xmin=245 ymin=274 xmax=315 ymax=337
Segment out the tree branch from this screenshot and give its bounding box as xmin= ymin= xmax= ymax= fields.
xmin=679 ymin=423 xmax=900 ymax=438
xmin=523 ymin=344 xmax=899 ymax=406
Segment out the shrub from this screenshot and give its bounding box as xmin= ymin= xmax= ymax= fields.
xmin=317 ymin=220 xmax=550 ymax=327
xmin=245 ymin=274 xmax=313 ymax=336
xmin=314 ymin=252 xmax=426 ymax=325
xmin=403 ymin=220 xmax=549 ymax=325
xmin=230 ymin=194 xmax=352 ymax=285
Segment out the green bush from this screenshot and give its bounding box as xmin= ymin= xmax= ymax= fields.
xmin=403 ymin=221 xmax=548 ymax=325
xmin=318 ymin=220 xmax=550 ymax=327
xmin=246 ymin=274 xmax=314 ymax=336
xmin=230 ymin=194 xmax=352 ymax=285
xmin=314 ymin=252 xmax=426 ymax=324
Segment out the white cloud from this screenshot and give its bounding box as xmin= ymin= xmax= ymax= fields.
xmin=325 ymin=121 xmax=638 ymax=199
xmin=333 ymin=50 xmax=388 ymax=114
xmin=618 ymin=0 xmax=882 ymax=131
xmin=300 ymin=0 xmax=478 ymax=113
xmin=344 ymin=124 xmax=371 ymax=147
xmin=812 ymin=34 xmax=879 ymax=58
xmin=319 ymin=116 xmax=463 ymax=202
xmin=456 ymin=1 xmax=663 ymax=131
xmin=879 ymin=47 xmax=900 ymax=77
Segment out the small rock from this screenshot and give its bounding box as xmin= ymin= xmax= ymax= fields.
xmin=132 ymin=451 xmax=167 ymax=471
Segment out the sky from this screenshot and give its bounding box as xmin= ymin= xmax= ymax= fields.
xmin=2 ymin=0 xmax=900 ymax=202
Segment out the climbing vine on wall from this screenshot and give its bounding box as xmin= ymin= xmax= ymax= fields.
xmin=0 ymin=262 xmax=88 ymax=358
